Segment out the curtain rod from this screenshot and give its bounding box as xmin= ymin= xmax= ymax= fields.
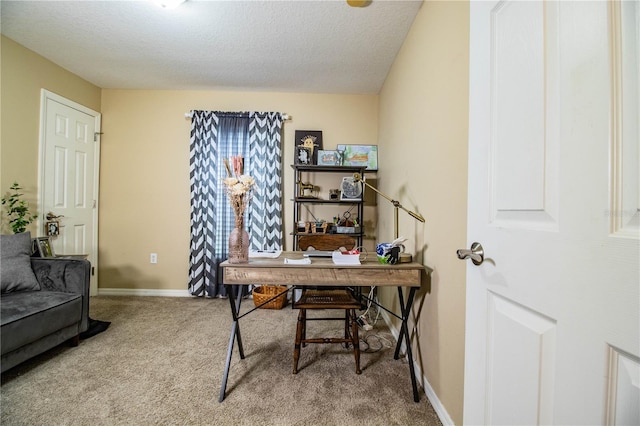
xmin=184 ymin=112 xmax=290 ymax=120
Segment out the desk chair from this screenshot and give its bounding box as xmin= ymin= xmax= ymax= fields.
xmin=292 ymin=235 xmax=362 ymax=374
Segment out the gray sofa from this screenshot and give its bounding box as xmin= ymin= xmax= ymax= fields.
xmin=1 ymin=232 xmax=90 ymax=373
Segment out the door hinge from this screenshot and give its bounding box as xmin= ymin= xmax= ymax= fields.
xmin=94 ymin=132 xmax=104 ymax=142
xmin=92 ymin=267 xmax=95 ymax=276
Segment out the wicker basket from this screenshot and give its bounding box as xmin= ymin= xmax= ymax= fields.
xmin=252 ymin=285 xmax=288 ymax=309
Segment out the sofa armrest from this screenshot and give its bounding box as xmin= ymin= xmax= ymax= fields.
xmin=30 ymin=258 xmax=91 ymax=332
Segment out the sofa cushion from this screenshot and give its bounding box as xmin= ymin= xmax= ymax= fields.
xmin=0 ymin=291 xmax=81 ymax=354
xmin=1 ymin=232 xmax=40 ymax=293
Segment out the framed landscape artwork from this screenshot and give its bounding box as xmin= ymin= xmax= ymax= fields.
xmin=337 ymin=144 xmax=378 ymax=170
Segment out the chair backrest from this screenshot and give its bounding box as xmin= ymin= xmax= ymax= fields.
xmin=293 ymin=234 xmax=363 ymax=375
xmin=298 ymin=235 xmax=356 ymax=251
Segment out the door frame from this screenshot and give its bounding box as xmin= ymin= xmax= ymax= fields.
xmin=38 ymin=89 xmax=101 ymax=295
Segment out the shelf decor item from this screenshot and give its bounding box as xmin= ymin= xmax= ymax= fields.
xmin=295 ymin=146 xmax=312 ymax=165
xmin=337 ymin=144 xmax=378 ymax=170
xmin=223 ymin=156 xmax=255 ymax=264
xmin=317 ymin=150 xmax=340 ymax=166
xmin=340 ymin=176 xmax=363 ymax=201
xmin=295 ymin=130 xmax=323 ymax=165
xmin=310 ymin=221 xmax=328 ymax=234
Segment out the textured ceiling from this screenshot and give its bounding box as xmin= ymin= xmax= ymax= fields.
xmin=1 ymin=0 xmax=423 ymax=94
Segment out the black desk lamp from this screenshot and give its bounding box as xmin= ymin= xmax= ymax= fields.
xmin=352 ymin=173 xmax=425 ymax=262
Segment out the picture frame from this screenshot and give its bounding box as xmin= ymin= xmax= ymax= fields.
xmin=337 ymin=144 xmax=378 ymax=170
xmin=317 ymin=150 xmax=340 ymax=166
xmin=295 ymin=146 xmax=312 ymax=165
xmin=295 ymin=130 xmax=323 ymax=165
xmin=46 ymin=221 xmax=60 ymax=236
xmin=34 ymin=237 xmax=55 ymax=257
xmin=30 ymin=238 xmax=40 ymax=257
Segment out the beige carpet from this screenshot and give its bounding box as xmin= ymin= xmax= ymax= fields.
xmin=1 ymin=296 xmax=442 ymax=425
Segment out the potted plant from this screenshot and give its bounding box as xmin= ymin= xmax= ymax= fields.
xmin=2 ymin=182 xmax=37 ymax=234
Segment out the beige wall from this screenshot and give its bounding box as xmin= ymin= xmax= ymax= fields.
xmin=99 ymin=90 xmax=378 ymax=290
xmin=378 ymin=1 xmax=469 ymax=424
xmin=0 ymin=35 xmax=101 ymax=234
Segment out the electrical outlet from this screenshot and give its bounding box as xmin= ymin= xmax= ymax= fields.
xmin=150 ymin=253 xmax=158 ymax=264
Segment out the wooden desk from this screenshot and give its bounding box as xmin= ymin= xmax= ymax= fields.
xmin=219 ymin=252 xmax=430 ymax=403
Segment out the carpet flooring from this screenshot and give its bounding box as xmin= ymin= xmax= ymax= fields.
xmin=1 ymin=296 xmax=442 ymax=425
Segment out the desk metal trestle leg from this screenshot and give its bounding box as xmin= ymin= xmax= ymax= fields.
xmin=219 ymin=284 xmax=245 ymax=402
xmin=393 ymin=286 xmax=420 ymax=402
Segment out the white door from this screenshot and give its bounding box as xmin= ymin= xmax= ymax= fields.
xmin=39 ymin=90 xmax=101 ymax=296
xmin=463 ymin=1 xmax=639 ymax=425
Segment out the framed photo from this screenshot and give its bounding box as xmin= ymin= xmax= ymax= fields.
xmin=317 ymin=150 xmax=340 ymax=166
xmin=295 ymin=130 xmax=323 ymax=165
xmin=295 ymin=146 xmax=312 ymax=165
xmin=46 ymin=221 xmax=60 ymax=236
xmin=337 ymin=144 xmax=378 ymax=170
xmin=35 ymin=237 xmax=55 ymax=257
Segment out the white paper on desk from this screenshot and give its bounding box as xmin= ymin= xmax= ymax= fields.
xmin=249 ymin=250 xmax=282 ymax=258
xmin=284 ymin=258 xmax=311 ymax=265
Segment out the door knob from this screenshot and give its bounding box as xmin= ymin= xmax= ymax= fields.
xmin=46 ymin=212 xmax=64 ymax=221
xmin=457 ymin=242 xmax=484 ymax=265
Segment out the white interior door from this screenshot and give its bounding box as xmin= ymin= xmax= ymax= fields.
xmin=463 ymin=1 xmax=639 ymax=424
xmin=40 ymin=90 xmax=101 ymax=296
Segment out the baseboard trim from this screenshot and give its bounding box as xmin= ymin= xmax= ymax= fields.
xmin=379 ymin=310 xmax=454 ymax=426
xmin=97 ymin=288 xmax=192 ymax=297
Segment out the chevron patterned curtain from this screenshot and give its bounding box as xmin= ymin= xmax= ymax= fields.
xmin=188 ymin=111 xmax=283 ymax=297
xmin=248 ymin=112 xmax=283 ymax=250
